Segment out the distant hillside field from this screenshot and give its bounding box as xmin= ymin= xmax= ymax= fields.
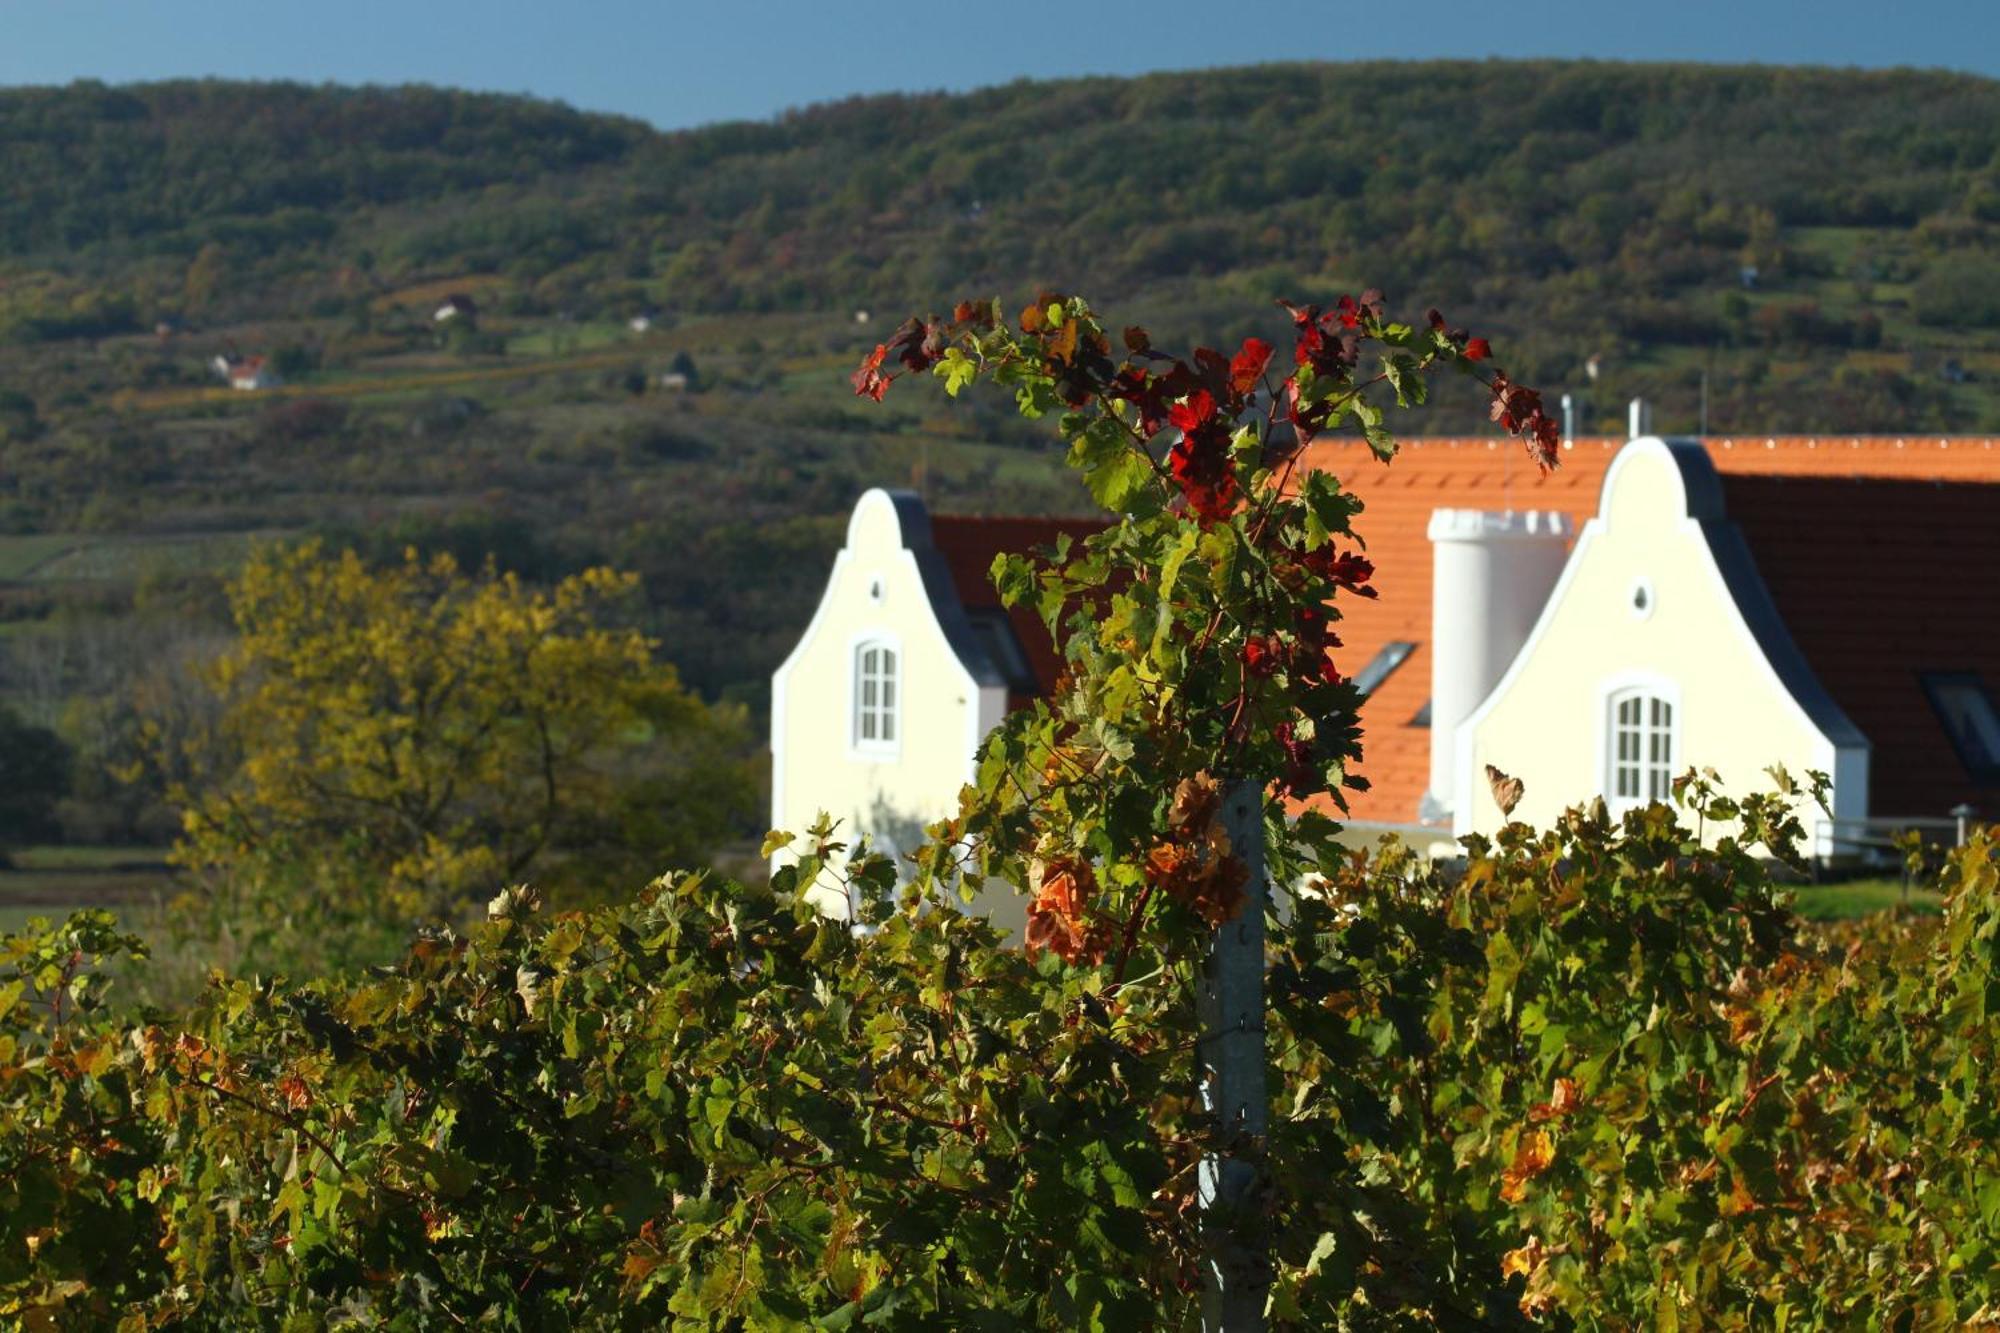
xmin=0 ymin=62 xmax=1997 ymax=850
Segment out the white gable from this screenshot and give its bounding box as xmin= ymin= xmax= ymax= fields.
xmin=1454 ymin=438 xmax=1868 ymax=851
xmin=769 ymin=489 xmax=1011 ymax=926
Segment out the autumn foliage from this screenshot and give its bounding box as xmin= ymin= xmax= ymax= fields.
xmin=5 ymin=786 xmax=1994 ymax=1327
xmin=149 ymin=543 xmax=755 ymax=971
xmin=0 ymin=296 xmax=1993 ymax=1329
xmin=848 ymin=292 xmax=1551 ymax=996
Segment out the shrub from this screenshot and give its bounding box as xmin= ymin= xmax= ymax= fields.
xmin=1914 ymin=255 xmax=2000 ymax=328
xmin=155 ymin=543 xmax=757 ymax=975
xmin=1 ymin=799 xmax=1994 ymax=1326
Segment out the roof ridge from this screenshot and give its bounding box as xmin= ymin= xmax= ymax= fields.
xmin=931 ymin=512 xmax=1106 ymax=524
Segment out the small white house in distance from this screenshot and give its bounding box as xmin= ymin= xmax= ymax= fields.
xmin=769 ymin=488 xmax=1100 ymax=933
xmin=210 ymin=354 xmax=280 ymax=391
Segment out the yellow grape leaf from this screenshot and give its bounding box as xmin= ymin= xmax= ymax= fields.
xmin=1500 ymin=1128 xmax=1555 ymax=1203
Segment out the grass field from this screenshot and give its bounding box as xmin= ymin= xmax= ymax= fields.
xmin=369 ymin=273 xmax=511 ymax=314
xmin=0 ymin=844 xmax=172 ymax=902
xmin=506 ymin=323 xmax=633 ymax=357
xmin=23 ymin=533 xmax=261 ymax=583
xmin=0 ymin=845 xmax=174 ymax=940
xmin=0 ymin=533 xmax=83 ymax=580
xmin=1790 ymin=877 xmax=1943 ymax=920
xmin=114 ymin=345 xmax=658 ymax=413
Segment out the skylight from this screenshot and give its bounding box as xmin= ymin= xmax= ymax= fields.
xmin=1920 ymin=672 xmax=2000 ymax=781
xmin=1353 ymin=640 xmax=1416 ymax=696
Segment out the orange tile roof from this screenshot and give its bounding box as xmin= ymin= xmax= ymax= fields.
xmin=1298 ymin=436 xmax=2000 ymax=825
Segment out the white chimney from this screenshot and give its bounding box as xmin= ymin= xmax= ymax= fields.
xmin=1422 ymin=509 xmax=1573 ymax=823
xmin=1627 ymin=397 xmax=1653 ymax=440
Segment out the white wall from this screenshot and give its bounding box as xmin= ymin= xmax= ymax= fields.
xmin=769 ymin=490 xmax=1017 ymax=932
xmin=1455 ymin=439 xmax=1868 ymax=848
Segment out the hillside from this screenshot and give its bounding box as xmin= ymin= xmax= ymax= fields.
xmin=6 ymin=65 xmax=2000 ymax=426
xmin=1 ymin=61 xmax=1998 ymax=845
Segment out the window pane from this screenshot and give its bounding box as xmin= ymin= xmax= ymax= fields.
xmin=1619 ymin=698 xmax=1638 ymax=725
xmin=882 ymin=713 xmax=895 ymax=741
xmin=1617 ymin=769 xmax=1635 ymax=797
xmin=881 ymin=680 xmax=895 ymax=709
xmin=861 ymin=712 xmax=876 ymax=740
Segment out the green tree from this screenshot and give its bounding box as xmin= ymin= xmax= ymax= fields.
xmin=161 ymin=542 xmax=754 ymax=967
xmin=0 ymin=706 xmax=71 ymax=858
xmin=180 ymin=242 xmax=229 ymax=315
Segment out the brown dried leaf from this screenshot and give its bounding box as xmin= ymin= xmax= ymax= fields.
xmin=1486 ymin=763 xmax=1525 ymax=817
xmin=1169 ymin=772 xmax=1222 ymax=833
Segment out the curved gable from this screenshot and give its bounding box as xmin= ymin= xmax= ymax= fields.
xmin=1637 ymin=440 xmax=1866 ymax=756
xmin=769 ymin=490 xmax=1009 ymax=899
xmin=1455 ymin=437 xmax=1870 ymax=842
xmin=850 ymin=489 xmax=1008 ymax=692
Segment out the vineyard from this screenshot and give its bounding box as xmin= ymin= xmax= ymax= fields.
xmin=1 ymin=292 xmax=1994 ymax=1328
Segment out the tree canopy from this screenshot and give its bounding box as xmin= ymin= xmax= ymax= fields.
xmin=158 ymin=542 xmax=755 ymax=966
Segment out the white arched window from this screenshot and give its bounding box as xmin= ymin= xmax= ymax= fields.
xmin=1606 ymin=686 xmax=1676 ymax=811
xmin=853 ymin=639 xmax=899 ymax=754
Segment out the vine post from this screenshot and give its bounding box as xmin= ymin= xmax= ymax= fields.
xmin=1199 ymin=778 xmax=1270 ymax=1330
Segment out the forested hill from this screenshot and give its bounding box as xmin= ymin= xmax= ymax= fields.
xmin=0 ymin=82 xmax=650 ymax=257
xmin=5 ymin=63 xmax=2000 ymax=429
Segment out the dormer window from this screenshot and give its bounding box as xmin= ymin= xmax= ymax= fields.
xmin=853 ymin=639 xmax=899 ymax=755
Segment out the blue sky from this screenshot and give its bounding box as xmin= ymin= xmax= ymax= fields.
xmin=4 ymin=0 xmax=1995 ymax=130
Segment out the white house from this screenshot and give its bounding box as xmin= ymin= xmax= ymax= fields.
xmin=1447 ymin=437 xmax=1878 ymax=845
xmin=211 ymin=354 xmax=280 ymax=391
xmin=768 ymin=489 xmax=1100 ymax=930
xmin=1293 ymin=433 xmax=2000 ymax=853
xmin=775 ymin=436 xmax=2000 ymax=915
xmin=433 ymin=293 xmax=478 ymax=324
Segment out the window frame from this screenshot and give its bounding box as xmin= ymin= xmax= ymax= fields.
xmin=849 ymin=632 xmax=902 ymax=760
xmin=1597 ymin=675 xmax=1681 ymax=815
